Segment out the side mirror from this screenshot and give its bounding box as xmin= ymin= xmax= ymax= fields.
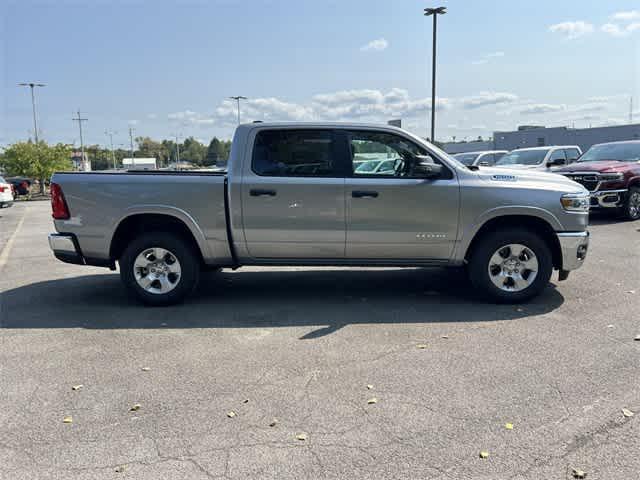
xmin=414 ymin=155 xmax=443 ymax=178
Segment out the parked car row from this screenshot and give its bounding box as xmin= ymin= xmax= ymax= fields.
xmin=452 ymin=140 xmax=640 ymax=220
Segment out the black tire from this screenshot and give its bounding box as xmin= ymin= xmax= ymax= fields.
xmin=467 ymin=228 xmax=553 ymax=304
xmin=622 ymin=186 xmax=640 ymax=221
xmin=119 ymin=232 xmax=200 ymax=306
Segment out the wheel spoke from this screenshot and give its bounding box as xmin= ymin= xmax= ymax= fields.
xmin=134 ymin=254 xmax=153 ymax=269
xmin=137 ymin=274 xmax=154 ymax=291
xmin=133 ymin=247 xmax=182 ymax=295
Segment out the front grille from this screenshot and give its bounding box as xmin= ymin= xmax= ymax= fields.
xmin=562 ymin=174 xmax=600 ymax=192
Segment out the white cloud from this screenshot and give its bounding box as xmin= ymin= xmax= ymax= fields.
xmin=128 ymin=119 xmax=139 ymax=126
xmin=602 ymin=22 xmax=640 ymax=36
xmin=470 ymin=51 xmax=505 ymax=65
xmin=360 ymin=38 xmax=388 ymax=52
xmin=147 ymin=113 xmax=157 ymax=120
xmin=610 ymin=10 xmax=640 ymax=22
xmin=520 ymin=104 xmax=567 ymax=115
xmin=549 ymin=21 xmax=594 ymax=39
xmin=460 ymin=92 xmax=518 ymax=109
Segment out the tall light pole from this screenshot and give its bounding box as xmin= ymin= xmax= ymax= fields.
xmin=18 ymin=82 xmax=46 ymax=143
xmin=171 ymin=133 xmax=181 ymax=170
xmin=105 ymin=130 xmax=117 ymax=169
xmin=129 ymin=126 xmax=136 ymax=168
xmin=229 ymin=96 xmax=247 ymax=124
xmin=424 ymin=6 xmax=446 ymax=143
xmin=72 ymin=110 xmax=88 ymax=171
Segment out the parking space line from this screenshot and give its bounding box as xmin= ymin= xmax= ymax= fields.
xmin=0 ymin=205 xmax=30 ymax=272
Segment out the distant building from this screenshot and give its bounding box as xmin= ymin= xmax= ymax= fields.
xmin=443 ymin=123 xmax=640 ymax=154
xmin=123 ymin=158 xmax=157 ymax=170
xmin=441 ymin=140 xmax=493 ymax=154
xmin=71 ymin=151 xmax=91 ymax=171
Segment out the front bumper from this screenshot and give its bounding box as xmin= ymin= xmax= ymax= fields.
xmin=590 ymin=189 xmax=627 ymax=208
xmin=48 ymin=233 xmax=85 ymax=265
xmin=557 ymin=231 xmax=589 ymax=274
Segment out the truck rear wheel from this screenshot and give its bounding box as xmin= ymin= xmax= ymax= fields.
xmin=467 ymin=228 xmax=553 ymax=303
xmin=120 ymin=232 xmax=200 ymax=306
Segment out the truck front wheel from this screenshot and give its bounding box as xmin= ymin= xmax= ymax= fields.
xmin=120 ymin=232 xmax=200 ymax=306
xmin=467 ymin=229 xmax=553 ymax=303
xmin=622 ymin=186 xmax=640 ymax=221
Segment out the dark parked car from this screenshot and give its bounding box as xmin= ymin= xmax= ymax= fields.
xmin=555 ymin=140 xmax=640 ymax=220
xmin=7 ymin=177 xmax=32 ymax=197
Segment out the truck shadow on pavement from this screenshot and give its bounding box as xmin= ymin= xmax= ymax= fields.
xmin=1 ymin=268 xmax=564 ymax=338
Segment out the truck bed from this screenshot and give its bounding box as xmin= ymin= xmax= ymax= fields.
xmin=51 ymin=171 xmax=233 ymax=266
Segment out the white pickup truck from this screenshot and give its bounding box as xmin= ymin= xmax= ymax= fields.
xmin=49 ymin=123 xmax=590 ymax=305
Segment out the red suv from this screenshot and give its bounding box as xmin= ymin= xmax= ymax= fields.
xmin=555 ymin=140 xmax=640 ymax=220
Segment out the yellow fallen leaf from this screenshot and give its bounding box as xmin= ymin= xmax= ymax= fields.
xmin=367 ymin=398 xmax=378 ymax=405
xmin=269 ymin=419 xmax=278 ymax=427
xmin=441 ymin=335 xmax=449 ymax=339
xmin=141 ymin=367 xmax=151 ymax=372
xmin=227 ymin=411 xmax=236 ymax=418
xmin=129 ymin=403 xmax=141 ymax=412
xmin=295 ymin=433 xmax=308 ymax=441
xmin=367 ymin=384 xmax=374 ymax=390
xmin=622 ymin=408 xmax=634 ymax=418
xmin=63 ymin=415 xmax=73 ymax=424
xmin=571 ymin=467 xmax=586 ymax=479
xmin=479 ymin=450 xmax=489 ymax=459
xmin=71 ymin=384 xmax=83 ymax=391
xmin=505 ymin=423 xmax=513 ymax=430
xmin=416 ymin=344 xmax=428 ymax=349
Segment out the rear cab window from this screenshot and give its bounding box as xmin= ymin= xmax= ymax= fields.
xmin=251 ymin=129 xmax=339 ymax=177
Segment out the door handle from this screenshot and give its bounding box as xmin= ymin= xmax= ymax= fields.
xmin=352 ymin=190 xmax=379 ymax=198
xmin=250 ymin=188 xmax=277 ymax=197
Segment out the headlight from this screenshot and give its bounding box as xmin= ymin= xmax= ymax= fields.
xmin=561 ymin=192 xmax=590 ymax=212
xmin=600 ymin=172 xmax=624 ymax=182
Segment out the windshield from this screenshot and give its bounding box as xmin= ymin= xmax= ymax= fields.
xmin=496 ymin=149 xmax=549 ymax=166
xmin=578 ymin=143 xmax=640 ymax=162
xmin=453 ymin=153 xmax=480 ymax=165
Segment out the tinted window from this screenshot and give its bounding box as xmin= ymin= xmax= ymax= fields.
xmin=579 ymin=142 xmax=640 ymax=162
xmin=565 ymin=148 xmax=580 ymax=162
xmin=252 ymin=130 xmax=337 ymax=177
xmin=349 ymin=130 xmax=449 ymax=178
xmin=496 ymin=149 xmax=549 ymax=166
xmin=549 ymin=149 xmax=566 ymax=164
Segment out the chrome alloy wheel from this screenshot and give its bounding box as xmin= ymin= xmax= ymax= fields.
xmin=629 ymin=190 xmax=640 ymax=219
xmin=488 ymin=243 xmax=539 ymax=292
xmin=133 ymin=248 xmax=182 ymax=294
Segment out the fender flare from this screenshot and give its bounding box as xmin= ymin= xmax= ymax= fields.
xmin=112 ymin=205 xmax=212 ymax=260
xmin=453 ymin=206 xmax=562 ymax=263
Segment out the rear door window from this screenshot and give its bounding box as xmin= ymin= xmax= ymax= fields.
xmin=252 ymin=129 xmax=339 ymax=177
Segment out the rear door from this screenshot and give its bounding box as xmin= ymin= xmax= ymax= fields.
xmin=344 ymin=129 xmax=459 ymax=261
xmin=241 ymin=128 xmax=346 ymax=259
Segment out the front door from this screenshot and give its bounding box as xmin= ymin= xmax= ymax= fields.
xmin=241 ymin=128 xmax=346 ymax=259
xmin=345 ymin=129 xmax=460 ymax=261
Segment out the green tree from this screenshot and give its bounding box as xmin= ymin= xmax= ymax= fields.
xmin=1 ymin=141 xmax=73 ymax=194
xmin=205 ymin=137 xmax=226 ymax=166
xmin=180 ymin=137 xmax=207 ymax=166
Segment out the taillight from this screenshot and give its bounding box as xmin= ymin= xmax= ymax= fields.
xmin=50 ymin=183 xmax=70 ymax=220
xmin=0 ymin=186 xmax=5 ymax=192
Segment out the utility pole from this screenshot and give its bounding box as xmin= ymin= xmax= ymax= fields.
xmin=18 ymin=82 xmax=46 ymax=143
xmin=423 ymin=7 xmax=446 ymax=143
xmin=630 ymin=96 xmax=634 ymax=124
xmin=171 ymin=133 xmax=181 ymax=170
xmin=129 ymin=127 xmax=136 ymax=168
xmin=72 ymin=110 xmax=88 ymax=171
xmin=105 ymin=130 xmax=117 ymax=169
xmin=229 ymin=96 xmax=247 ymax=124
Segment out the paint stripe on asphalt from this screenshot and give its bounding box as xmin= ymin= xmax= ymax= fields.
xmin=0 ymin=205 xmax=30 ymax=272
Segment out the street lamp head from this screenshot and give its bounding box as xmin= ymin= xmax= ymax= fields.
xmin=18 ymin=82 xmax=46 ymax=87
xmin=424 ymin=6 xmax=446 ymax=16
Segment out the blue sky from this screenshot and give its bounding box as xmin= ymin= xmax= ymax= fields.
xmin=2 ymin=0 xmax=640 ymax=148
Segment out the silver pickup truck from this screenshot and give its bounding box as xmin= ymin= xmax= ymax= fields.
xmin=49 ymin=122 xmax=590 ymax=305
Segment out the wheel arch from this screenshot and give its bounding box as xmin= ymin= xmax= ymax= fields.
xmin=463 ymin=214 xmax=562 ymax=270
xmin=110 ymin=210 xmax=208 ymax=264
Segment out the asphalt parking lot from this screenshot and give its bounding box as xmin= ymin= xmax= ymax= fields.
xmin=1 ymin=201 xmax=639 ymax=479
